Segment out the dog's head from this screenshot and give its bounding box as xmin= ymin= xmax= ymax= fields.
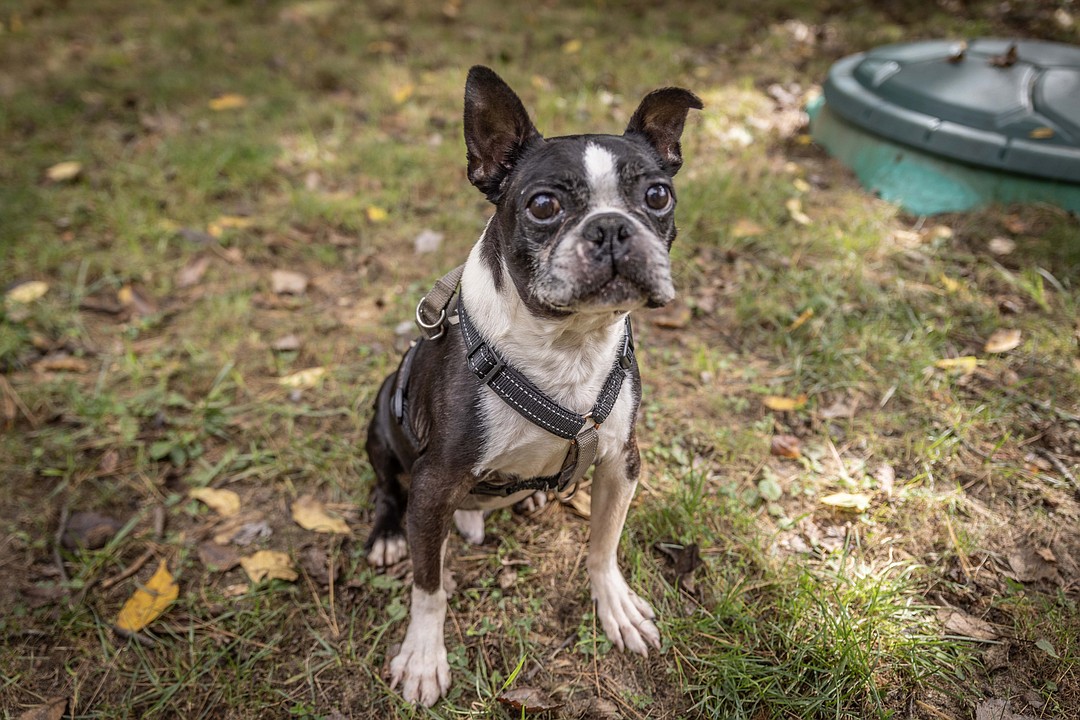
xmin=463 ymin=66 xmax=702 ymax=317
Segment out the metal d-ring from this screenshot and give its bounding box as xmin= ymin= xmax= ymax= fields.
xmin=415 ymin=298 xmax=447 ymax=340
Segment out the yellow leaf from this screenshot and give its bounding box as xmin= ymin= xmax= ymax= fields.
xmin=787 ymin=308 xmax=814 ymax=332
xmin=820 ymin=492 xmax=871 ymax=512
xmin=940 ymin=273 xmax=961 ymax=294
xmin=366 ymin=206 xmax=388 ymax=222
xmin=209 ymin=94 xmax=248 ymax=111
xmin=189 ymin=487 xmax=241 ymax=517
xmin=391 ymin=83 xmax=414 ymax=104
xmin=984 ymin=328 xmax=1021 ymax=354
xmin=1029 ymin=127 xmax=1054 ymax=139
xmin=240 ymin=550 xmax=298 ymax=583
xmin=117 ymin=285 xmax=134 ymax=305
xmin=5 ymin=280 xmax=49 ymax=304
xmin=785 ymin=197 xmax=811 ymax=225
xmin=934 ymin=356 xmax=978 ymax=374
xmin=562 ymin=38 xmax=582 ymax=54
xmin=279 ymin=366 xmax=326 ymax=389
xmin=291 ymin=495 xmax=350 ymax=534
xmin=115 ymin=560 xmax=179 ymax=632
xmin=46 ymin=161 xmax=82 ymax=182
xmin=730 ymin=218 xmax=765 ymax=238
xmin=792 ymin=178 xmax=811 ymax=193
xmin=763 ymin=394 xmax=807 ymax=412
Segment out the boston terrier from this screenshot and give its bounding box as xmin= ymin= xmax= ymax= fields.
xmin=364 ymin=66 xmax=701 ymax=706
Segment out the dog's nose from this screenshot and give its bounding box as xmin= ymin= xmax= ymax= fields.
xmin=583 ymin=213 xmax=632 ymax=259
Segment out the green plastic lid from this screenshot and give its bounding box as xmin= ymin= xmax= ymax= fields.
xmin=824 ymin=39 xmax=1080 ymax=183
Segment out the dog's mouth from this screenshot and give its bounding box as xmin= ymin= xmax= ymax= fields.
xmin=542 ymin=267 xmax=674 ymax=315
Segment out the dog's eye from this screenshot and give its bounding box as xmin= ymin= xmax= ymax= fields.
xmin=526 ymin=194 xmax=560 ymax=221
xmin=645 ymin=184 xmax=671 ymax=212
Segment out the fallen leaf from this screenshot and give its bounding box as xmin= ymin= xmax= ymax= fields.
xmin=115 ymin=560 xmax=179 ymax=632
xmin=34 ymin=354 xmax=91 ymax=373
xmin=197 ymin=541 xmax=240 ymax=572
xmin=209 ymin=94 xmax=248 ymax=111
xmin=270 ymin=269 xmax=309 ymax=295
xmin=988 ymin=43 xmax=1018 ymax=68
xmin=786 ymin=308 xmax=813 ymax=332
xmin=117 ymin=284 xmax=157 ymax=316
xmin=208 ymin=215 xmax=255 ymax=237
xmin=730 ymin=218 xmax=765 ymax=238
xmin=1029 ymin=127 xmax=1054 ymax=140
xmin=785 ymin=197 xmax=811 ymax=225
xmin=820 ymin=492 xmax=871 ymax=512
xmin=391 ymin=83 xmax=414 ymax=104
xmin=875 ymin=463 xmax=896 ymax=496
xmin=16 ymin=696 xmax=67 ymax=720
xmin=240 ymin=550 xmax=298 ymax=583
xmin=1034 ymin=638 xmax=1059 ymax=658
xmin=270 ymin=334 xmax=302 ymax=352
xmin=566 ymin=487 xmax=591 ymax=519
xmin=291 ymin=495 xmax=350 ymax=534
xmin=299 ymin=545 xmax=340 ymax=586
xmin=758 ymin=475 xmax=783 ymax=502
xmin=61 ymin=511 xmax=121 ymax=549
xmin=45 ymin=161 xmax=82 ymax=182
xmin=279 ymin=367 xmax=326 ymax=389
xmin=365 ymin=206 xmax=388 ymax=222
xmin=770 ymin=435 xmax=802 ymax=459
xmin=498 ymin=687 xmax=563 ymax=712
xmin=5 ymin=280 xmax=49 ymax=304
xmin=561 ymin=38 xmax=582 ymax=54
xmin=1036 ymin=547 xmax=1056 ymax=563
xmin=934 ymin=356 xmax=978 ymax=374
xmin=984 ymin=328 xmax=1021 ymax=354
xmin=988 ymin=236 xmax=1016 ymax=255
xmin=189 ymin=487 xmax=241 ymax=517
xmin=975 ymin=699 xmax=1036 ymax=720
xmin=176 ymin=256 xmax=210 ymax=288
xmin=939 ymin=608 xmax=999 ymax=640
xmin=940 ymin=273 xmax=962 ymax=293
xmin=763 ymin=394 xmax=807 ymax=412
xmin=1005 ymin=546 xmax=1061 ymax=584
xmin=650 ymin=298 xmax=692 ymax=329
xmin=792 ymin=177 xmax=811 ymax=193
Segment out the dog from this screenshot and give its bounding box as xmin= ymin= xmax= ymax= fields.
xmin=364 ymin=65 xmax=701 ymax=706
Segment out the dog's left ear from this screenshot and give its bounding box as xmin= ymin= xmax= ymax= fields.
xmin=625 ymin=88 xmax=703 ymax=176
xmin=464 ymin=66 xmax=542 ymax=202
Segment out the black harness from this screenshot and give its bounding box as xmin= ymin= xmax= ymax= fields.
xmin=392 ymin=266 xmax=634 ymax=497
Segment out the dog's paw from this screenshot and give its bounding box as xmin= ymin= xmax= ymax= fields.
xmin=367 ymin=534 xmax=408 ymax=567
xmin=453 ymin=509 xmax=485 ymax=545
xmin=514 ymin=490 xmax=548 ymax=514
xmin=390 ymin=638 xmax=450 ymax=707
xmin=591 ymin=571 xmax=661 ymax=656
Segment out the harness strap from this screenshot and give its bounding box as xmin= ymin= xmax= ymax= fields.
xmin=415 ymin=265 xmax=464 ymax=340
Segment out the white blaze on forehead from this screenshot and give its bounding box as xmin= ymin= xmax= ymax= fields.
xmin=583 ymin=142 xmax=622 ymax=207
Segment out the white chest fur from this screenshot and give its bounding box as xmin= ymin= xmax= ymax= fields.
xmin=460 ymin=241 xmax=636 ymax=482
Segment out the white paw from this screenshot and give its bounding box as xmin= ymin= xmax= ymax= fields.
xmin=453 ymin=509 xmax=485 ymax=545
xmin=367 ymin=535 xmax=408 ymax=567
xmin=515 ymin=490 xmax=548 ymax=513
xmin=390 ymin=639 xmax=450 ymax=707
xmin=591 ymin=571 xmax=660 ymax=656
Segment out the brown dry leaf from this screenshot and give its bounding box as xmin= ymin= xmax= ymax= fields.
xmin=17 ymin=696 xmax=68 ymax=720
xmin=198 ymin=541 xmax=240 ymax=572
xmin=820 ymin=492 xmax=871 ymax=512
xmin=1005 ymin=547 xmax=1061 ymax=584
xmin=117 ymin=284 xmax=157 ymax=316
xmin=988 ymin=43 xmax=1018 ymax=68
xmin=934 ymin=356 xmax=978 ymax=374
xmin=5 ymin=280 xmax=49 ymax=304
xmin=35 ymin=354 xmax=91 ymax=373
xmin=61 ymin=511 xmax=121 ymax=550
xmin=984 ymin=328 xmax=1021 ymax=354
xmin=291 ymin=495 xmax=350 ymax=534
xmin=240 ymin=550 xmax=298 ymax=583
xmin=189 ymin=487 xmax=241 ymax=517
xmin=176 ymin=256 xmax=210 ymax=288
xmin=279 ymin=367 xmax=327 ymax=389
xmin=299 ymin=545 xmax=340 ymax=586
xmin=497 ymin=687 xmax=563 ymax=713
xmin=650 ymin=298 xmax=692 ymax=329
xmin=45 ymin=161 xmax=82 ymax=182
xmin=939 ymin=608 xmax=999 ymax=640
xmin=1036 ymin=547 xmax=1056 ymax=563
xmin=730 ymin=218 xmax=765 ymax=238
xmin=209 ymin=94 xmax=248 ymax=111
xmin=565 ymin=488 xmax=591 ymax=519
xmin=1028 ymin=127 xmax=1054 ymax=140
xmin=270 ymin=334 xmax=302 ymax=352
xmin=115 ymin=560 xmax=179 ymax=632
xmin=770 ymin=435 xmax=802 ymax=459
xmin=975 ymin=699 xmax=1036 ymax=720
xmin=270 ymin=269 xmax=309 ymax=295
xmin=763 ymin=394 xmax=807 ymax=412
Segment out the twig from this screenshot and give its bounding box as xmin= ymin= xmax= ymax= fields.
xmin=0 ymin=374 xmax=40 ymax=427
xmin=914 ymin=699 xmax=956 ymax=720
xmin=1035 ymin=448 xmax=1080 ymax=496
xmin=100 ymin=549 xmax=155 ymax=590
xmin=53 ymin=504 xmax=70 ymax=585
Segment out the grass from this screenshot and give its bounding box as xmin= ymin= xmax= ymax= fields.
xmin=3 ymin=0 xmax=1080 ymax=718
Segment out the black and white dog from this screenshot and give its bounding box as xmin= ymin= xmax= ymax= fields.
xmin=365 ymin=66 xmax=701 ymax=706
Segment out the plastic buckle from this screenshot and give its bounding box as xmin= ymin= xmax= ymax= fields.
xmin=467 ymin=343 xmax=504 ymax=384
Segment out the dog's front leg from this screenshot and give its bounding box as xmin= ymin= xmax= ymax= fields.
xmin=389 ymin=467 xmax=469 ymax=706
xmin=587 ymin=432 xmax=661 ymax=655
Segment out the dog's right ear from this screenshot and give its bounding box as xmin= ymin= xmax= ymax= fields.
xmin=464 ymin=66 xmax=542 ymax=203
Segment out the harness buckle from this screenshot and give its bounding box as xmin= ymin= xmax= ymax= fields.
xmin=467 ymin=342 xmax=504 ymax=384
xmin=415 ymin=298 xmax=447 ymax=340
